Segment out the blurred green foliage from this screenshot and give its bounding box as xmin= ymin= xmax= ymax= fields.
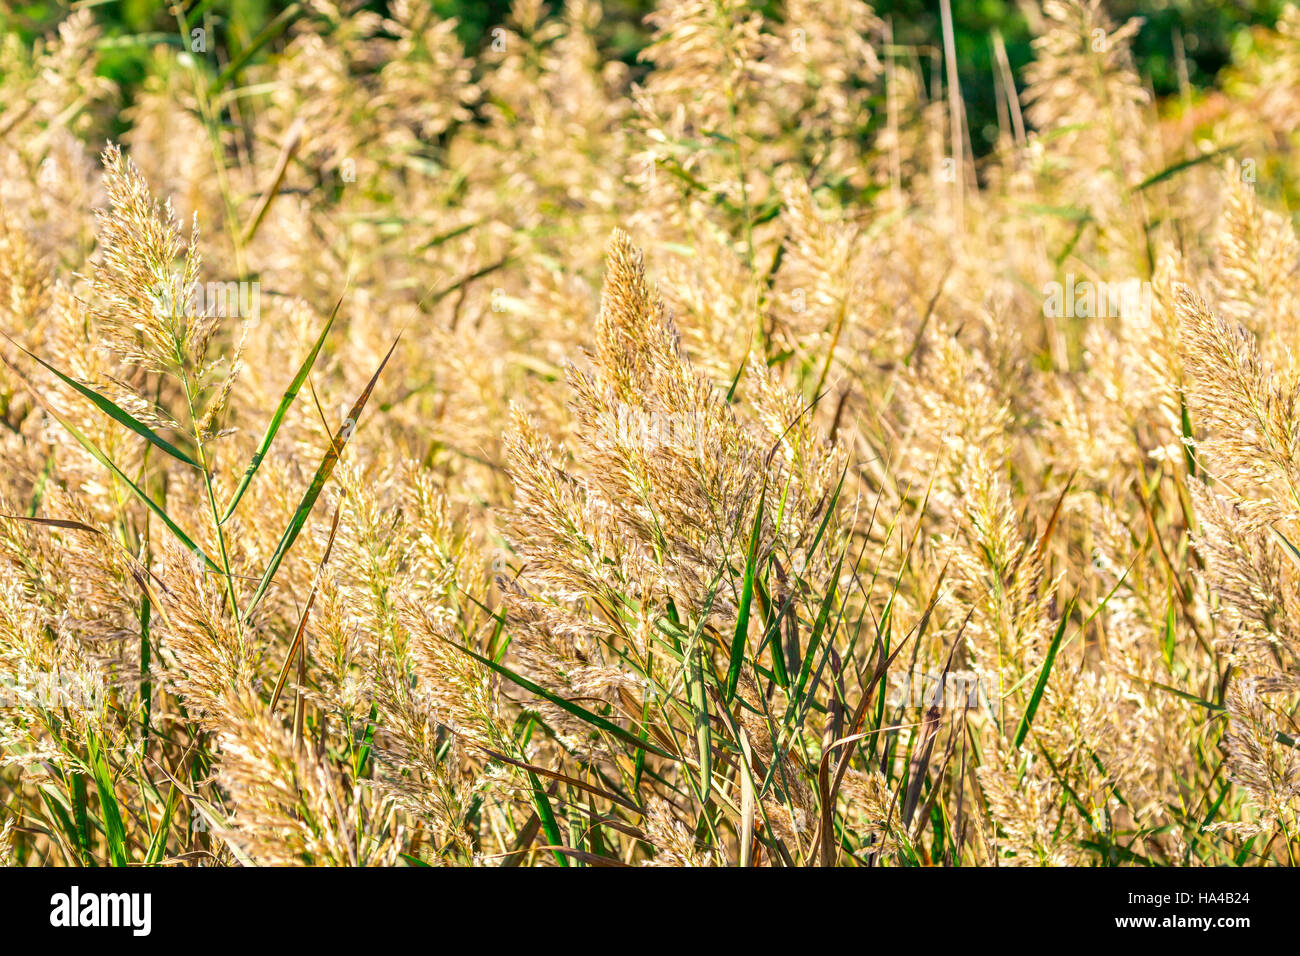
xmin=876 ymin=0 xmax=1289 ymax=148
xmin=0 ymin=0 xmax=1292 ymax=151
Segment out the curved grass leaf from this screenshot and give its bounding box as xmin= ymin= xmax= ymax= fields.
xmin=209 ymin=3 xmax=301 ymax=94
xmin=269 ymin=504 xmax=341 ymax=711
xmin=1 ymin=336 xmax=198 ymax=468
xmin=478 ymin=745 xmax=641 ymax=813
xmin=242 ymin=334 xmax=398 ymax=619
xmin=1130 ymin=144 xmax=1237 ymax=194
xmin=445 ymin=634 xmax=674 ymax=760
xmin=526 ymin=771 xmax=569 ymax=868
xmin=1013 ymin=597 xmax=1075 ymax=749
xmin=38 ymin=788 xmax=84 ymax=866
xmin=1 ymin=513 xmax=176 ymax=604
xmin=725 ymin=482 xmax=765 ymax=700
xmin=689 ymin=642 xmax=711 ymax=804
xmin=86 ymin=733 xmax=128 ymax=867
xmin=20 ymin=398 xmax=219 ymax=572
xmin=220 ymin=294 xmax=344 ymax=524
xmin=791 ymin=545 xmax=847 ymax=708
xmin=144 ymin=786 xmax=176 ymax=866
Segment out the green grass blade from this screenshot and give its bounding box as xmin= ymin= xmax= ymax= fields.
xmin=1271 ymin=525 xmax=1300 ymax=575
xmin=1013 ymin=597 xmax=1075 ymax=749
xmin=38 ymin=788 xmax=84 ymax=866
xmin=353 ymin=701 xmax=379 ymax=780
xmin=1180 ymin=399 xmax=1198 ymax=477
xmin=140 ymin=592 xmax=152 ymax=745
xmin=725 ymin=352 xmax=747 ymax=402
xmin=70 ymin=771 xmax=92 ymax=865
xmin=758 ymin=467 xmax=846 ymax=692
xmin=220 ymin=295 xmax=343 ymax=524
xmin=86 ymin=734 xmax=128 ymax=867
xmin=689 ymin=643 xmax=712 ymax=804
xmin=269 ymin=505 xmax=341 ymax=711
xmin=755 ymin=575 xmax=789 ymax=689
xmin=1161 ymin=594 xmax=1176 ymax=668
xmin=1125 ymin=673 xmax=1223 ymax=712
xmin=144 ymin=786 xmax=176 ymax=865
xmin=182 ymin=0 xmax=219 ymax=32
xmin=1130 ymin=144 xmax=1237 ymax=194
xmin=242 ymin=334 xmax=397 ymax=620
xmin=479 ymin=746 xmax=641 ymax=812
xmin=791 ymin=545 xmax=848 ymax=707
xmin=34 ymin=401 xmax=219 ymax=571
xmin=414 ymin=219 xmax=481 ymax=252
xmin=526 ymin=771 xmax=569 ymax=867
xmin=209 ymin=3 xmax=301 ymax=94
xmin=726 ymin=483 xmax=765 ymax=700
xmin=1 ymin=339 xmax=198 ymax=467
xmin=446 ymin=637 xmax=674 ymax=759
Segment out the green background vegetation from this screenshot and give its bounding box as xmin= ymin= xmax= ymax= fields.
xmin=0 ymin=0 xmax=1292 ymax=149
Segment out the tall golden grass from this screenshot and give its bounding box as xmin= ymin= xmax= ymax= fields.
xmin=1 ymin=0 xmax=1300 ymax=866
